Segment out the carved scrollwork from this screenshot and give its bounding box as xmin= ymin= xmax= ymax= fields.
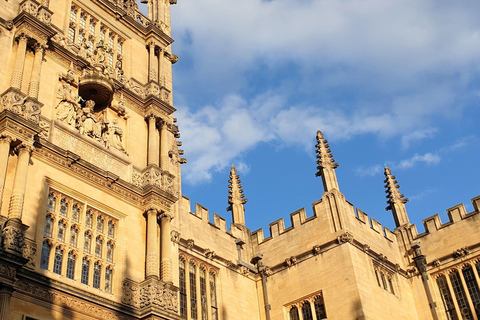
xmin=2 ymin=224 xmax=26 ymax=254
xmin=122 ymin=279 xmax=178 ymax=312
xmin=337 ymin=231 xmax=354 ymax=244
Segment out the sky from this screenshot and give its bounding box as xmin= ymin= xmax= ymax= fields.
xmin=138 ymin=0 xmax=479 ymax=235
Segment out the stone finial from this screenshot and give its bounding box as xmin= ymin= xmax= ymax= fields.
xmin=227 ymin=166 xmax=247 ymax=226
xmin=384 ymin=166 xmax=410 ymax=227
xmin=315 ymin=130 xmax=340 ymax=192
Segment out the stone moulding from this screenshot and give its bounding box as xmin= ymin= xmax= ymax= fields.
xmin=132 ymin=166 xmax=175 ymax=196
xmin=122 ymin=278 xmax=178 ymax=313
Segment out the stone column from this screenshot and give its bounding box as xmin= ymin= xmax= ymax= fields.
xmin=160 ymin=212 xmax=172 ymax=283
xmin=160 ymin=120 xmax=169 ymax=170
xmin=28 ymin=43 xmax=46 ymax=99
xmin=147 ymin=115 xmax=159 ymax=166
xmin=0 ymin=136 xmax=12 ymax=211
xmin=146 ymin=208 xmax=159 ymax=279
xmin=157 ymin=48 xmax=164 ymax=85
xmin=148 ymin=41 xmax=158 ymax=82
xmin=11 ymin=35 xmax=28 ymax=90
xmin=8 ymin=144 xmax=34 ymax=221
xmin=0 ymin=286 xmax=13 ymax=320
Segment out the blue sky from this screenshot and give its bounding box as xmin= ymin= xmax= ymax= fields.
xmin=139 ymin=0 xmax=479 ymax=234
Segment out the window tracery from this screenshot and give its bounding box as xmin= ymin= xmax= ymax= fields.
xmin=285 ymin=290 xmax=327 ymax=320
xmin=40 ymin=188 xmax=117 ymax=293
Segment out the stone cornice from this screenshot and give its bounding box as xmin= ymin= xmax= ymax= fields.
xmin=34 ymin=139 xmax=178 ymax=210
xmin=13 ymin=11 xmax=57 ymax=44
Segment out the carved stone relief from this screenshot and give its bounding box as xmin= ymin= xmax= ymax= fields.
xmin=122 ymin=279 xmax=178 ymax=312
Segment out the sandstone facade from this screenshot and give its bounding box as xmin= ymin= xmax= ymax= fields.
xmin=0 ymin=1 xmax=478 ymax=320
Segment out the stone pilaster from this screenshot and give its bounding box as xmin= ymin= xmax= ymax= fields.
xmin=11 ymin=35 xmax=28 ymax=90
xmin=147 ymin=115 xmax=159 ymax=166
xmin=28 ymin=43 xmax=46 ymax=99
xmin=7 ymin=144 xmax=34 ymax=221
xmin=0 ymin=136 xmax=13 ymax=211
xmin=0 ymin=285 xmax=13 ymax=320
xmin=145 ymin=208 xmax=159 ymax=279
xmin=160 ymin=212 xmax=172 ymax=283
xmin=148 ymin=41 xmax=158 ymax=82
xmin=159 ymin=120 xmax=169 ymax=170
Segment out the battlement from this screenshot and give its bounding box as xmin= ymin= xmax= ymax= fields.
xmin=354 ymin=207 xmax=396 ymax=242
xmin=417 ymin=196 xmax=480 ymax=237
xmin=181 ymin=196 xmax=227 ymax=232
xmin=251 ymin=207 xmax=316 ymax=244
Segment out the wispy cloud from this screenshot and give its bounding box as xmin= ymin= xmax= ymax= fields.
xmin=401 ymin=128 xmax=437 ymax=149
xmin=396 ymin=153 xmax=441 ymax=169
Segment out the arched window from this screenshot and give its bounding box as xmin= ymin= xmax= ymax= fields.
xmin=200 ymin=268 xmax=208 ymax=320
xmin=106 ymin=241 xmax=114 ymax=263
xmin=40 ymin=241 xmax=51 ymax=269
xmin=96 ymin=215 xmax=104 ymax=233
xmin=462 ymin=265 xmax=480 ymax=318
xmin=450 ymin=270 xmax=473 ymax=319
xmin=60 ymin=198 xmax=68 ymax=216
xmin=108 ymin=221 xmax=115 ymax=237
xmin=44 ymin=215 xmax=54 ymax=237
xmin=381 ymin=273 xmax=388 ymax=290
xmin=375 ymin=269 xmax=381 ymax=287
xmin=84 ymin=232 xmax=92 ymax=253
xmin=388 ymin=277 xmax=395 ymax=295
xmin=89 ymin=21 xmax=95 ymax=36
xmin=47 ymin=193 xmax=56 ymax=212
xmin=72 ymin=203 xmax=80 ymax=222
xmin=179 ymin=259 xmax=187 ymax=318
xmin=302 ymin=301 xmax=313 ymax=320
xmin=66 ymin=252 xmax=76 ymax=279
xmin=210 ymin=272 xmax=218 ymax=320
xmin=314 ymin=296 xmax=327 ymax=319
xmin=437 ymin=275 xmax=457 ymax=320
xmin=189 ymin=262 xmax=197 ymax=319
xmin=53 ymin=247 xmax=63 ymax=274
xmin=57 ymin=220 xmax=66 ymax=242
xmin=70 ymin=225 xmax=78 ymax=247
xmin=86 ymin=210 xmax=93 ymax=228
xmin=289 ymin=306 xmax=299 ymax=320
xmin=95 ymin=237 xmax=103 ymax=258
xmin=105 ymin=267 xmax=113 ymax=293
xmin=81 ymin=257 xmax=90 ymax=285
xmin=93 ymin=261 xmax=101 ymax=289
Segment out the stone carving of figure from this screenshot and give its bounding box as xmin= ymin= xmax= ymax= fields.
xmin=78 ymin=38 xmax=89 ymax=59
xmin=105 ymin=118 xmax=126 ymax=152
xmin=80 ymin=100 xmax=103 ymax=140
xmin=55 ymin=82 xmax=81 ymax=126
xmin=94 ymin=41 xmax=107 ymax=66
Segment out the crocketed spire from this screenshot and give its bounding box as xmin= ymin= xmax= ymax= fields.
xmin=384 ymin=166 xmax=410 ymax=227
xmin=315 ymin=130 xmax=339 ymax=192
xmin=227 ymin=166 xmax=247 ymax=226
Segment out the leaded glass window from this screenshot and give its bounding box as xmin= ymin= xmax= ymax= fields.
xmin=117 ymin=41 xmax=122 ymax=55
xmin=210 ymin=272 xmax=218 ymax=320
xmin=437 ymin=275 xmax=458 ymax=320
xmin=47 ymin=193 xmax=56 ymax=211
xmin=93 ymin=262 xmax=101 ymax=289
xmin=80 ymin=14 xmax=86 ymax=29
xmin=108 ymin=52 xmax=113 ymax=68
xmin=68 ymin=27 xmax=75 ymax=43
xmin=381 ymin=273 xmax=388 ymax=290
xmin=450 ymin=270 xmax=473 ymax=320
xmin=53 ymin=247 xmax=63 ymax=274
xmin=95 ymin=237 xmax=103 ymax=258
xmin=60 ymin=198 xmax=68 ymax=216
xmin=200 ymin=268 xmax=208 ymax=320
xmin=70 ymin=7 xmax=76 ymax=22
xmin=302 ymin=301 xmax=313 ymax=320
xmin=100 ymin=28 xmax=105 ymax=42
xmin=72 ymin=204 xmax=80 ymax=221
xmin=70 ymin=225 xmax=78 ymax=247
xmin=89 ymin=21 xmax=95 ymax=35
xmin=463 ymin=266 xmax=480 ymax=318
xmin=84 ymin=232 xmax=92 ymax=253
xmin=179 ymin=259 xmax=187 ymax=318
xmin=314 ymin=296 xmax=327 ymax=319
xmin=107 ymin=242 xmax=114 ymax=262
xmin=105 ymin=267 xmax=113 ymax=293
xmin=86 ymin=210 xmax=93 ymax=228
xmin=44 ymin=215 xmax=54 ymax=237
xmin=40 ymin=241 xmax=51 ymax=269
xmin=57 ymin=220 xmax=66 ymax=242
xmin=97 ymin=215 xmax=104 ymax=233
xmin=108 ymin=221 xmax=115 ymax=237
xmin=81 ymin=257 xmax=89 ymax=285
xmin=66 ymin=252 xmax=76 ymax=279
xmin=190 ymin=262 xmax=197 ymax=319
xmin=109 ymin=35 xmax=114 ymax=48
xmin=289 ymin=306 xmax=299 ymax=320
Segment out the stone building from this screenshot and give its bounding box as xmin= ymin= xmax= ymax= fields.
xmin=0 ymin=0 xmax=479 ymax=320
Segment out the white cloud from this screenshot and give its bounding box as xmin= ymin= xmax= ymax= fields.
xmin=396 ymin=153 xmax=441 ymax=169
xmin=401 ymin=128 xmax=437 ymax=149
